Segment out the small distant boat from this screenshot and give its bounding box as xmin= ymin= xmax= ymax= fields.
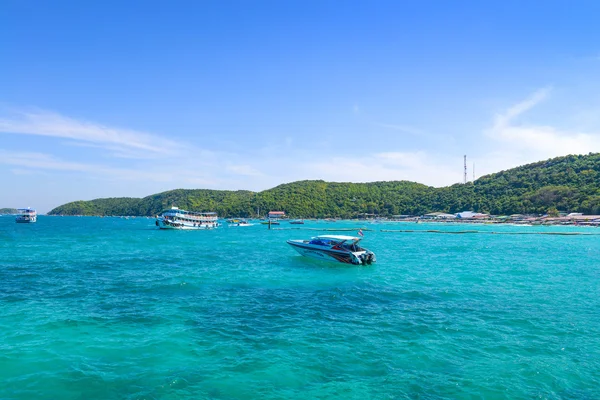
xmin=289 ymin=219 xmax=304 ymax=224
xmin=260 ymin=219 xmax=280 ymax=225
xmin=229 ymin=219 xmax=254 ymax=227
xmin=287 ymin=234 xmax=376 ymax=265
xmin=156 ymin=207 xmax=218 ymax=230
xmin=16 ymin=208 xmax=37 ymax=223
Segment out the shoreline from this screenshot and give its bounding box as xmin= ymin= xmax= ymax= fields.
xmin=19 ymin=214 xmax=600 ymax=228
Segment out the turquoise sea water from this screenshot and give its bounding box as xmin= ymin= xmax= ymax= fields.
xmin=1 ymin=216 xmax=599 ymax=399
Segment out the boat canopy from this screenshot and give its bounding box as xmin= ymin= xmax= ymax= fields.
xmin=316 ymin=235 xmax=360 ymax=242
xmin=161 ymin=209 xmax=216 ymax=216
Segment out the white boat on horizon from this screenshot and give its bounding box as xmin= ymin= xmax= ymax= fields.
xmin=16 ymin=208 xmax=37 ymax=223
xmin=287 ymin=235 xmax=376 ymax=265
xmin=260 ymin=219 xmax=280 ymax=225
xmin=156 ymin=207 xmax=218 ymax=230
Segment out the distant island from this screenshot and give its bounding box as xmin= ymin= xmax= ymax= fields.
xmin=48 ymin=153 xmax=600 ymax=218
xmin=0 ymin=208 xmax=19 ymax=214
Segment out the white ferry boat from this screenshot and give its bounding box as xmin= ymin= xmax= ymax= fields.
xmin=16 ymin=208 xmax=37 ymax=223
xmin=287 ymin=234 xmax=376 ymax=265
xmin=156 ymin=207 xmax=218 ymax=230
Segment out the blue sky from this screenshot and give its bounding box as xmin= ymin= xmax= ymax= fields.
xmin=2 ymin=1 xmax=600 ymax=213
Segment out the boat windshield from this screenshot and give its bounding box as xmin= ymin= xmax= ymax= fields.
xmin=307 ymin=238 xmax=365 ymax=252
xmin=309 ymin=238 xmax=338 ymax=246
xmin=18 ymin=209 xmax=35 ymax=214
xmin=343 ymin=243 xmax=364 ymax=252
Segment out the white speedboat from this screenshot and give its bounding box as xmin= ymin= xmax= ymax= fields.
xmin=16 ymin=208 xmax=37 ymax=223
xmin=287 ymin=235 xmax=376 ymax=265
xmin=156 ymin=207 xmax=218 ymax=230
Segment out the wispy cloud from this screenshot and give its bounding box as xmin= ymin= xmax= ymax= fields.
xmin=375 ymin=123 xmax=426 ymax=137
xmin=226 ymin=164 xmax=264 ymax=177
xmin=0 ymin=108 xmax=183 ymax=157
xmin=0 ymin=149 xmax=219 ymax=186
xmin=4 ymin=89 xmax=600 ymax=213
xmin=486 ymin=87 xmax=600 ymax=166
xmin=492 ymin=87 xmax=552 ymax=128
xmin=375 ymin=151 xmax=428 ymax=167
xmin=10 ymin=168 xmax=49 ymax=176
xmin=304 ymin=88 xmax=600 ymax=187
xmin=305 ymin=151 xmax=461 ymax=187
xmin=373 ymin=121 xmax=452 ymax=143
xmin=0 ymin=150 xmax=96 ymax=172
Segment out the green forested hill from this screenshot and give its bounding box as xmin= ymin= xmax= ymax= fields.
xmin=48 ymin=153 xmax=600 ymax=217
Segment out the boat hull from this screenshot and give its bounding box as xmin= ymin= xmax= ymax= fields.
xmin=287 ymin=240 xmax=374 ymax=265
xmin=156 ymin=219 xmax=217 ymax=230
xmin=16 ymin=217 xmax=36 ymax=223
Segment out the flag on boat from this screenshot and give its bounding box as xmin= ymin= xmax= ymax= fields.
xmin=358 ymin=229 xmax=364 ymax=237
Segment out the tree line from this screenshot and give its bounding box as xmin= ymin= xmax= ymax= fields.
xmin=48 ymin=153 xmax=600 ymax=217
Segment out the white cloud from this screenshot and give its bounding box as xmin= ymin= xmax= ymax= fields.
xmin=299 ymin=88 xmax=600 ymax=186
xmin=375 ymin=123 xmax=426 ymax=137
xmin=492 ymin=87 xmax=552 ymax=128
xmin=305 ymin=151 xmax=461 ymax=187
xmin=0 ymin=109 xmax=184 ymax=157
xmin=226 ymin=164 xmax=263 ymax=177
xmin=0 ymin=150 xmax=95 ymax=172
xmin=483 ymin=87 xmax=600 ymax=174
xmin=0 ymin=149 xmax=220 ymax=186
xmin=375 ymin=151 xmax=428 ymax=167
xmin=4 ymin=89 xmax=600 ymax=213
xmin=490 ymin=124 xmax=600 ymax=156
xmin=9 ymin=168 xmax=48 ymax=176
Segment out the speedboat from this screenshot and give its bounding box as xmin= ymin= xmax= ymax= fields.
xmin=229 ymin=219 xmax=254 ymax=227
xmin=156 ymin=207 xmax=218 ymax=230
xmin=289 ymin=219 xmax=304 ymax=224
xmin=287 ymin=235 xmax=376 ymax=265
xmin=260 ymin=219 xmax=280 ymax=225
xmin=16 ymin=208 xmax=37 ymax=223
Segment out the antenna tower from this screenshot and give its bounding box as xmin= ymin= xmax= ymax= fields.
xmin=463 ymin=155 xmax=467 ymax=184
xmin=473 ymin=162 xmax=475 ymax=182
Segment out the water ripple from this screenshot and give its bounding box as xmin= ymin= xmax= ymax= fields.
xmin=0 ymin=216 xmax=599 ymax=399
